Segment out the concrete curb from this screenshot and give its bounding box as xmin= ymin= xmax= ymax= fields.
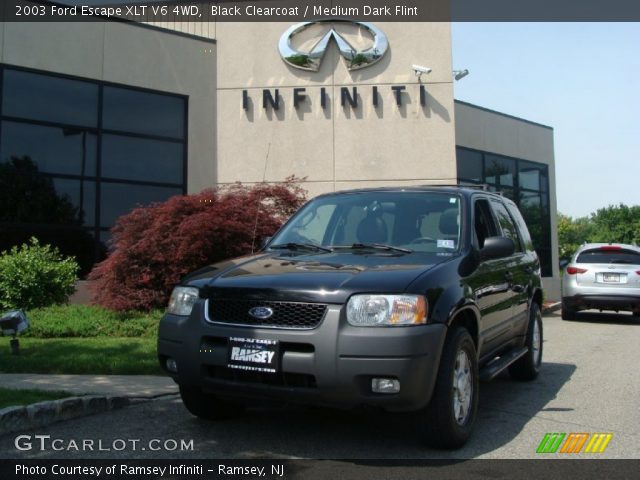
xmin=542 ymin=301 xmax=561 ymax=314
xmin=0 ymin=395 xmax=130 ymax=436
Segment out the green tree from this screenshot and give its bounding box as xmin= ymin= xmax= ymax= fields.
xmin=557 ymin=213 xmax=593 ymax=260
xmin=589 ymin=204 xmax=640 ymax=245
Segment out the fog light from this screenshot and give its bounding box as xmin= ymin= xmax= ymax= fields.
xmin=166 ymin=358 xmax=178 ymax=373
xmin=371 ymin=378 xmax=400 ymax=394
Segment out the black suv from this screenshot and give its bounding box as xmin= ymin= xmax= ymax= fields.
xmin=158 ymin=186 xmax=543 ymax=448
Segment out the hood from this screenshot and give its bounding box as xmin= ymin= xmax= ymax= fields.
xmin=184 ymin=250 xmax=456 ymax=304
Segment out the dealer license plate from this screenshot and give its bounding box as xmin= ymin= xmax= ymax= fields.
xmin=227 ymin=337 xmax=279 ymax=373
xmin=602 ymin=273 xmax=620 ymax=283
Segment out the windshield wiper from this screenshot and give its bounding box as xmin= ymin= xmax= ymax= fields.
xmin=269 ymin=243 xmax=333 ymax=253
xmin=337 ymin=243 xmax=413 ymax=254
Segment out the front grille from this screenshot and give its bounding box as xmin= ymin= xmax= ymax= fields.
xmin=206 ymin=299 xmax=327 ymax=329
xmin=207 ymin=366 xmax=317 ymax=389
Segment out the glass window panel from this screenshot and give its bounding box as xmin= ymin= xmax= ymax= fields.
xmin=519 ymin=161 xmax=542 ymax=191
xmin=103 ymin=86 xmax=185 ymax=138
xmin=0 ymin=164 xmax=94 ymax=227
xmin=456 ymin=148 xmax=483 ymax=182
xmin=500 ymin=188 xmax=515 ymax=202
xmin=1 ymin=121 xmax=97 ymax=176
xmin=485 ymin=154 xmax=515 ymax=187
xmin=2 ymin=69 xmax=98 ymax=127
xmin=100 ymin=182 xmax=182 ymax=227
xmin=99 ymin=230 xmax=114 ymax=254
xmin=518 ymin=190 xmax=552 ymax=277
xmin=51 ymin=178 xmax=96 ymax=227
xmin=0 ymin=225 xmax=97 ymax=276
xmin=101 ymin=134 xmax=184 ymax=184
xmin=540 ymin=167 xmax=549 ymax=193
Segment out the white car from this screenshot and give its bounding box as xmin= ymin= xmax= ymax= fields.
xmin=562 ymin=243 xmax=640 ymax=320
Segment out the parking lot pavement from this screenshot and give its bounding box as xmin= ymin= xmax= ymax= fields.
xmin=1 ymin=310 xmax=638 ymax=460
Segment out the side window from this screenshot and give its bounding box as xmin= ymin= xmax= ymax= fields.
xmin=505 ymin=202 xmax=534 ymax=251
xmin=491 ymin=199 xmax=523 ymax=252
xmin=474 ymin=198 xmax=499 ymax=249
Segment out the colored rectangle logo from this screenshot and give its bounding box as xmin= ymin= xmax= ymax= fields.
xmin=537 ymin=433 xmax=613 ymax=454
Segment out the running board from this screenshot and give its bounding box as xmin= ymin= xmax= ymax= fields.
xmin=479 ymin=347 xmax=528 ymax=382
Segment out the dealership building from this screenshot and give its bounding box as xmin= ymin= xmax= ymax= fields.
xmin=0 ymin=12 xmax=560 ymax=297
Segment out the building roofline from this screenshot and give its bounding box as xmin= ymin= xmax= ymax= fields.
xmin=38 ymin=0 xmax=217 ymax=45
xmin=454 ymin=99 xmax=553 ymax=131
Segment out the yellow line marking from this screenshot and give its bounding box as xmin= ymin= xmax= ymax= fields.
xmin=598 ymin=434 xmax=613 ymax=453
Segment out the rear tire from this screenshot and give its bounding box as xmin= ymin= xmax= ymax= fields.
xmin=509 ymin=303 xmax=543 ymax=381
xmin=418 ymin=327 xmax=478 ymax=449
xmin=561 ymin=302 xmax=576 ymax=321
xmin=179 ymin=385 xmax=245 ymax=420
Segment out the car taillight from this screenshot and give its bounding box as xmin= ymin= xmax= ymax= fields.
xmin=600 ymin=245 xmax=621 ymax=251
xmin=566 ymin=267 xmax=588 ymax=275
xmin=636 ymin=271 xmax=640 ymax=275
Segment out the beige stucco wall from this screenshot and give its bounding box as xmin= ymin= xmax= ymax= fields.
xmin=0 ymin=20 xmax=217 ymax=193
xmin=214 ymin=22 xmax=457 ymax=194
xmin=454 ymin=101 xmax=560 ymax=299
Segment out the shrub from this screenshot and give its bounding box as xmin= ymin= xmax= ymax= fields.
xmin=89 ymin=177 xmax=307 ymax=312
xmin=0 ymin=237 xmax=79 ymax=310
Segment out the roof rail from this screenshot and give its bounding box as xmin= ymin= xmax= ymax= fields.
xmin=422 ymin=182 xmax=500 ymax=193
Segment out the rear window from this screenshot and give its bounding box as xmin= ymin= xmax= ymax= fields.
xmin=576 ymin=248 xmax=640 ymax=265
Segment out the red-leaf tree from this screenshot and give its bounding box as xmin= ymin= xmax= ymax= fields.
xmin=88 ymin=177 xmax=307 ymax=311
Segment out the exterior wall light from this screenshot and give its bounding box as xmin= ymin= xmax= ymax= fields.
xmin=453 ymin=69 xmax=470 ymax=81
xmin=0 ymin=310 xmax=30 ymax=355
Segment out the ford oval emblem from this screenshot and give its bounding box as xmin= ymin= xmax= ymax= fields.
xmin=248 ymin=306 xmax=274 ymax=320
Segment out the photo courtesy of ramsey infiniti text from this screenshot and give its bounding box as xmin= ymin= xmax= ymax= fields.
xmin=158 ymin=186 xmax=544 ymax=448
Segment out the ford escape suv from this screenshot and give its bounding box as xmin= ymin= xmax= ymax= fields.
xmin=158 ymin=186 xmax=543 ymax=448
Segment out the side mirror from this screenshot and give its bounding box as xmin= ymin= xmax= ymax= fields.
xmin=559 ymin=259 xmax=569 ymax=269
xmin=480 ymin=236 xmax=515 ymax=260
xmin=260 ymin=236 xmax=272 ymax=250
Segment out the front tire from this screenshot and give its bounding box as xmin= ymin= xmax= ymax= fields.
xmin=179 ymin=385 xmax=245 ymax=420
xmin=509 ymin=302 xmax=543 ymax=381
xmin=418 ymin=327 xmax=479 ymax=449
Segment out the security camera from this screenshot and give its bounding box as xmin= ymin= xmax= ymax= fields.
xmin=412 ymin=65 xmax=432 ymax=76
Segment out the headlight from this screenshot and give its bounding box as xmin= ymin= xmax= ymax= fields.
xmin=346 ymin=294 xmax=427 ymax=326
xmin=167 ymin=286 xmax=199 ymax=316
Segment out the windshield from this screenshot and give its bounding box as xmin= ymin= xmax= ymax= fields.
xmin=576 ymin=248 xmax=640 ymax=265
xmin=270 ymin=191 xmax=462 ymax=253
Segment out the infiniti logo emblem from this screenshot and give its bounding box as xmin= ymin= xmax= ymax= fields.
xmin=248 ymin=306 xmax=274 ymax=320
xmin=279 ymin=20 xmax=389 ymax=72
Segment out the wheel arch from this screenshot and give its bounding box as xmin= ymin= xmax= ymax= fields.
xmin=447 ymin=304 xmax=480 ymax=352
xmin=531 ymin=287 xmax=543 ymax=311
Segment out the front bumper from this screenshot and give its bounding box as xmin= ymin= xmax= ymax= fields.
xmin=158 ymin=301 xmax=447 ymax=412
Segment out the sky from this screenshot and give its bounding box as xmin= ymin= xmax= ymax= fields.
xmin=451 ymin=23 xmax=640 ymax=218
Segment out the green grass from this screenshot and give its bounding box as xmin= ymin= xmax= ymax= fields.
xmin=0 ymin=388 xmax=73 ymax=409
xmin=23 ymin=305 xmax=162 ymax=338
xmin=0 ymin=337 xmax=161 ymax=375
